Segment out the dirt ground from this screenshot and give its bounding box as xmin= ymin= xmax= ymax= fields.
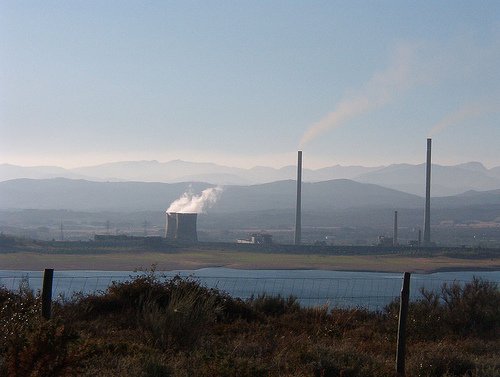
xmin=1 ymin=250 xmax=499 ymax=273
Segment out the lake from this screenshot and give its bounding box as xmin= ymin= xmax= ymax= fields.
xmin=1 ymin=268 xmax=499 ymax=311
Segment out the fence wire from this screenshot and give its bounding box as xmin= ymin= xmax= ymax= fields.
xmin=1 ymin=272 xmax=499 ymax=311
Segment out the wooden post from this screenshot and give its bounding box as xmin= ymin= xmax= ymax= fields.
xmin=42 ymin=268 xmax=54 ymax=320
xmin=396 ymin=272 xmax=411 ymax=376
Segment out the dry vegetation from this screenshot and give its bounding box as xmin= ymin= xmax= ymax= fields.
xmin=1 ymin=268 xmax=500 ymax=377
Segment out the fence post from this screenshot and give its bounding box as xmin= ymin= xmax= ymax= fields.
xmin=396 ymin=272 xmax=411 ymax=376
xmin=42 ymin=268 xmax=54 ymax=320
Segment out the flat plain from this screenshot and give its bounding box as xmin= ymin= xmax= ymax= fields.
xmin=1 ymin=249 xmax=499 ymax=273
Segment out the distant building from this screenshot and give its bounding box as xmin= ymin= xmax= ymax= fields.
xmin=94 ymin=234 xmax=129 ymax=241
xmin=93 ymin=234 xmax=162 ymax=246
xmin=377 ymin=235 xmax=394 ymax=247
xmin=237 ymin=233 xmax=273 ymax=245
xmin=408 ymin=239 xmax=420 ymax=247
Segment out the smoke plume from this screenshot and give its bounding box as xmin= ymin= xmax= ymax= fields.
xmin=167 ymin=186 xmax=222 ymax=213
xmin=428 ymin=99 xmax=500 ymax=137
xmin=298 ymin=44 xmax=416 ymax=148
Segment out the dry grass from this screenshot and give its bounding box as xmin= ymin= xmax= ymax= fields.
xmin=1 ymin=272 xmax=500 ymax=376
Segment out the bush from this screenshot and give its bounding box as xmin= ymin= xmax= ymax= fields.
xmin=440 ymin=277 xmax=500 ymax=338
xmin=3 ymin=272 xmax=499 ymax=376
xmin=385 ymin=277 xmax=500 ymax=340
xmin=407 ymin=343 xmax=476 ymax=377
xmin=138 ymin=277 xmax=224 ymax=350
xmin=64 ymin=271 xmax=233 ymax=350
xmin=247 ymin=293 xmax=300 ymax=317
xmin=0 ymin=287 xmax=80 ymax=376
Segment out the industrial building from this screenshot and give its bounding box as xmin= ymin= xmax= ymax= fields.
xmin=165 ymin=212 xmax=198 ymax=242
xmin=237 ymin=233 xmax=273 ymax=245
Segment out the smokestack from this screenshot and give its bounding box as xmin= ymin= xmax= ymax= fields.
xmin=393 ymin=210 xmax=398 ymax=246
xmin=423 ymin=138 xmax=432 ymax=246
xmin=294 ymin=150 xmax=302 ymax=245
xmin=176 ymin=213 xmax=198 ymax=242
xmin=165 ymin=212 xmax=177 ymax=238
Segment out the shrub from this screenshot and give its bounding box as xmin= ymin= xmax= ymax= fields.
xmin=0 ymin=287 xmax=80 ymax=376
xmin=440 ymin=277 xmax=500 ymax=338
xmin=138 ymin=277 xmax=224 ymax=350
xmin=3 ymin=272 xmax=499 ymax=376
xmin=247 ymin=293 xmax=300 ymax=317
xmin=309 ymin=344 xmax=392 ymax=377
xmin=385 ymin=277 xmax=500 ymax=340
xmin=65 ymin=271 xmax=232 ymax=350
xmin=407 ymin=343 xmax=476 ymax=377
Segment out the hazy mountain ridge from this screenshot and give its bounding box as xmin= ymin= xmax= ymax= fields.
xmin=1 ymin=177 xmax=499 ymax=214
xmin=0 ymin=178 xmax=207 ymax=212
xmin=433 ymin=189 xmax=500 ymax=208
xmin=1 ymin=160 xmax=499 ymax=197
xmin=354 ymin=163 xmax=500 ymax=197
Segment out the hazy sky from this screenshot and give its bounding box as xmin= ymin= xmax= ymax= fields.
xmin=1 ymin=1 xmax=499 ymax=169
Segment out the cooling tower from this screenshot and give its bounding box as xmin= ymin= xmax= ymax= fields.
xmin=176 ymin=213 xmax=198 ymax=241
xmin=423 ymin=138 xmax=432 ymax=246
xmin=294 ymin=150 xmax=302 ymax=246
xmin=165 ymin=212 xmax=177 ymax=238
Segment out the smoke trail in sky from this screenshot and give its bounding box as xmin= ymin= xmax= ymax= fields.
xmin=298 ymin=44 xmax=415 ymax=148
xmin=428 ymin=99 xmax=500 ymax=137
xmin=167 ymin=186 xmax=222 ymax=213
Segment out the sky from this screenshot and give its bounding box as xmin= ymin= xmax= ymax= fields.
xmin=1 ymin=1 xmax=499 ymax=170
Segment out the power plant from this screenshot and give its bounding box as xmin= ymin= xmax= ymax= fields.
xmin=159 ymin=140 xmax=437 ymax=247
xmin=165 ymin=212 xmax=198 ymax=242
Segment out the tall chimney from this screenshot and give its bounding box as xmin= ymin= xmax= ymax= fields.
xmin=423 ymin=138 xmax=432 ymax=246
xmin=294 ymin=150 xmax=302 ymax=245
xmin=393 ymin=210 xmax=398 ymax=246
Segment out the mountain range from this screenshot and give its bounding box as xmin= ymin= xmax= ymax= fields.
xmin=1 ymin=160 xmax=500 ymax=197
xmin=1 ymin=177 xmax=499 ymax=213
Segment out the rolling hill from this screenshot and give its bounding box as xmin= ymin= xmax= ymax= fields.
xmin=1 ymin=177 xmax=499 ymax=214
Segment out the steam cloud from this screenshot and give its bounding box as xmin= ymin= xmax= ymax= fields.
xmin=167 ymin=186 xmax=222 ymax=213
xmin=298 ymin=44 xmax=415 ymax=148
xmin=428 ymin=99 xmax=500 ymax=137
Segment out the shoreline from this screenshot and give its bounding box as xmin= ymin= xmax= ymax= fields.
xmin=1 ymin=250 xmax=499 ymax=274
